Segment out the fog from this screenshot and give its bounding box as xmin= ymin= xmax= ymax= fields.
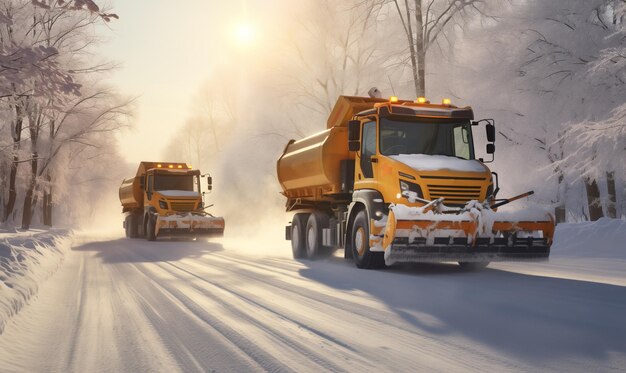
xmin=73 ymin=0 xmax=624 ymax=243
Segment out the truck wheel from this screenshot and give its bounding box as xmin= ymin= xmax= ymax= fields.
xmin=128 ymin=214 xmax=139 ymax=238
xmin=291 ymin=213 xmax=309 ymax=259
xmin=146 ymin=215 xmax=157 ymax=241
xmin=458 ymin=261 xmax=490 ymax=271
xmin=124 ymin=216 xmax=130 ymax=238
xmin=351 ymin=210 xmax=385 ymax=269
xmin=305 ymin=212 xmax=329 ymax=260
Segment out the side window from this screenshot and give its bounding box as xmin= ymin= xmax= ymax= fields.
xmin=147 ymin=174 xmax=154 ymax=200
xmin=453 ymin=126 xmax=470 ymax=160
xmin=361 ymin=121 xmax=376 ymax=178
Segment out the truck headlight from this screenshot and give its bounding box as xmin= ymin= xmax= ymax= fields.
xmin=159 ymin=200 xmax=168 ymax=209
xmin=399 ymin=180 xmax=423 ymax=200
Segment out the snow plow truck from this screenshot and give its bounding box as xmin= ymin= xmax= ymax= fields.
xmin=277 ymin=95 xmax=554 ymax=269
xmin=119 ymin=161 xmax=225 ymax=241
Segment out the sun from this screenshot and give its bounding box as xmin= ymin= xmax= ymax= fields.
xmin=234 ymin=22 xmax=255 ymax=45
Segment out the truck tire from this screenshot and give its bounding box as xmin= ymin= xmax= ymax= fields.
xmin=124 ymin=216 xmax=130 ymax=238
xmin=146 ymin=215 xmax=157 ymax=241
xmin=458 ymin=261 xmax=490 ymax=271
xmin=305 ymin=212 xmax=330 ymax=260
xmin=291 ymin=213 xmax=309 ymax=259
xmin=351 ymin=210 xmax=385 ymax=269
xmin=128 ymin=214 xmax=139 ymax=238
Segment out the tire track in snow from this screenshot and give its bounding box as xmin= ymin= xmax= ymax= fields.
xmin=64 ymin=253 xmax=87 ymax=372
xmin=181 ymin=251 xmax=528 ymax=372
xmin=124 ymin=257 xmax=295 ymax=373
xmin=159 ymin=260 xmax=371 ymax=372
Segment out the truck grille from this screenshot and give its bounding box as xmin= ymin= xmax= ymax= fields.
xmin=170 ymin=201 xmax=197 ymax=212
xmin=426 ymin=184 xmax=483 ymax=205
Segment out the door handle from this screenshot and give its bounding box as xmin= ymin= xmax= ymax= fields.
xmin=371 ymin=157 xmax=378 ymax=163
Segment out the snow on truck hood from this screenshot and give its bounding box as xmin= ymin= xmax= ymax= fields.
xmin=158 ymin=190 xmax=200 ymax=197
xmin=390 ymin=154 xmax=487 ymax=173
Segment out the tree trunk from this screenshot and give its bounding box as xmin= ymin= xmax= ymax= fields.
xmin=21 ymin=152 xmax=38 ymax=229
xmin=585 ymin=178 xmax=603 ymax=221
xmin=399 ymin=0 xmax=419 ymax=96
xmin=554 ymin=171 xmax=566 ymax=223
xmin=414 ymin=0 xmax=425 ymax=96
xmin=4 ymin=154 xmax=19 ymax=222
xmin=3 ymin=111 xmax=23 ymax=223
xmin=554 ymin=206 xmax=566 ymax=223
xmin=606 ymin=171 xmax=617 ymax=218
xmin=43 ymin=172 xmax=52 ymax=226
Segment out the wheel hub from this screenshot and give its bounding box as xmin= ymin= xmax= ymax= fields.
xmin=355 ymin=227 xmax=366 ymax=256
xmin=307 ymin=226 xmax=316 ymax=254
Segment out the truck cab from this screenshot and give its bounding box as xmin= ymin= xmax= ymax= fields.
xmin=348 ymin=99 xmax=496 ymax=209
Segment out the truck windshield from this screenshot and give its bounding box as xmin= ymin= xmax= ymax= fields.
xmin=154 ymin=174 xmax=199 ymax=192
xmin=379 ymin=117 xmax=474 ymax=159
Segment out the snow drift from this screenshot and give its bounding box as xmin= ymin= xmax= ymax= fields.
xmin=0 ymin=230 xmax=72 ymax=334
xmin=551 ymin=218 xmax=626 ymax=259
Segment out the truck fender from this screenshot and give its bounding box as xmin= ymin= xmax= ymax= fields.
xmin=345 ymin=189 xmax=387 ymax=258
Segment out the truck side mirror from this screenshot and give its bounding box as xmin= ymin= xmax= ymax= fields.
xmin=486 ymin=123 xmax=496 ymax=142
xmin=348 ymin=120 xmax=360 ymax=151
xmin=207 ymin=176 xmax=213 ymax=191
xmin=486 ymin=143 xmax=495 ymax=154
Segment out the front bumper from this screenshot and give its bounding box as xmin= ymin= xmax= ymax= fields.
xmin=386 ymin=236 xmax=550 ymax=263
xmin=373 ymin=202 xmax=555 ymax=265
xmin=155 ymin=213 xmax=225 ymax=238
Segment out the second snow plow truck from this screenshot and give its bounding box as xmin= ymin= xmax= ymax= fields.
xmin=119 ymin=161 xmax=225 ymax=241
xmin=277 ymin=95 xmax=554 ymax=269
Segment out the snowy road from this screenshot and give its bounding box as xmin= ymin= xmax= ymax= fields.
xmin=1 ymin=233 xmax=625 ymax=372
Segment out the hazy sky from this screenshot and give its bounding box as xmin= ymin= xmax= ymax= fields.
xmin=102 ymin=1 xmax=279 ymax=163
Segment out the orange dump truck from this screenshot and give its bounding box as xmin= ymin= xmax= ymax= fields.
xmin=277 ymin=95 xmax=554 ymax=269
xmin=119 ymin=161 xmax=225 ymax=240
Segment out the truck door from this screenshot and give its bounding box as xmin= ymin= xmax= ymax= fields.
xmin=361 ymin=121 xmax=376 ymax=178
xmin=147 ymin=174 xmax=154 ymax=200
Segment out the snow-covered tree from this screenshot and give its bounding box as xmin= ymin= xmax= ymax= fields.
xmin=281 ymin=0 xmax=388 ymax=134
xmin=380 ymin=0 xmax=496 ymax=96
xmin=453 ymin=0 xmax=625 ymax=220
xmin=0 ymin=0 xmax=128 ymax=228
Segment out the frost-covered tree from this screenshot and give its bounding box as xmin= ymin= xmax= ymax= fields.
xmin=454 ymin=0 xmax=625 ymax=220
xmin=0 ymin=0 xmax=127 ymax=228
xmin=381 ymin=0 xmax=494 ymax=96
xmin=281 ymin=0 xmax=388 ymax=134
xmin=163 ymin=77 xmax=237 ymax=173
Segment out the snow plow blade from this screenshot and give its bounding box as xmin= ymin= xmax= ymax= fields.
xmin=377 ymin=203 xmax=554 ymax=265
xmin=155 ymin=213 xmax=225 ymax=238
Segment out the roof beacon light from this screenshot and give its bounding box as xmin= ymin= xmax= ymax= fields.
xmin=442 ymin=98 xmax=451 ymax=105
xmin=389 ymin=96 xmax=399 ymax=103
xmin=188 ymin=165 xmax=193 ymax=169
xmin=177 ymin=165 xmax=183 ymax=169
xmin=168 ymin=164 xmax=174 ymax=169
xmin=417 ymin=97 xmax=427 ymax=104
xmin=157 ymin=164 xmax=162 ymax=168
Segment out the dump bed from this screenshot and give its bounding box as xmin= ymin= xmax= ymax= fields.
xmin=119 ymin=177 xmax=143 ymax=210
xmin=277 ymin=127 xmax=354 ymax=202
xmin=277 ymin=96 xmax=388 ymax=205
xmin=326 ymin=95 xmax=388 ymax=129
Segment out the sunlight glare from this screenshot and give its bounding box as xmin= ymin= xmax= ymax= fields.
xmin=234 ymin=22 xmax=255 ymax=45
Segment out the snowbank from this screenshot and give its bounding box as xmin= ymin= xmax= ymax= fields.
xmin=551 ymin=218 xmax=626 ymax=259
xmin=0 ymin=229 xmax=72 ymax=334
